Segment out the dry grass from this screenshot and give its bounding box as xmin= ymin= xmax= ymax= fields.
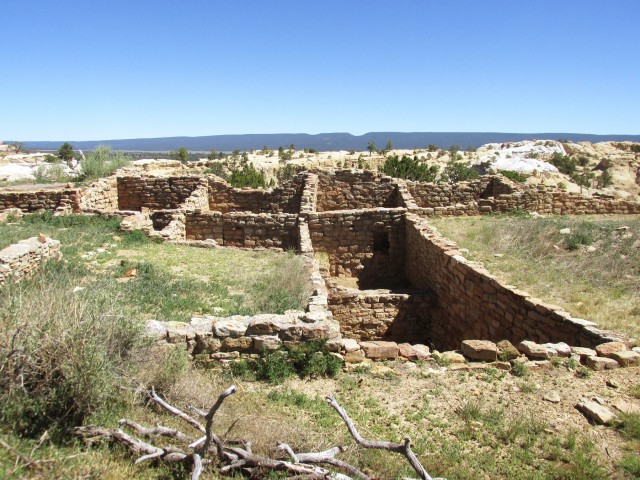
xmin=430 ymin=214 xmax=640 ymax=339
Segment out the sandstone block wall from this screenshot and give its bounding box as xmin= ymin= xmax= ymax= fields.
xmin=185 ymin=212 xmax=298 ymax=249
xmin=404 ymin=214 xmax=625 ymax=350
xmin=117 ymin=176 xmax=205 ymax=211
xmin=315 ymin=170 xmax=399 ymax=212
xmin=78 ymin=176 xmax=118 ymax=211
xmin=308 ymin=208 xmax=407 ymax=288
xmin=0 ymin=236 xmax=62 ymax=284
xmin=0 ymin=188 xmax=80 ymax=213
xmin=207 ymin=175 xmax=304 ymax=213
xmin=406 ymin=176 xmax=513 ymax=209
xmin=328 ymin=286 xmax=436 ymax=343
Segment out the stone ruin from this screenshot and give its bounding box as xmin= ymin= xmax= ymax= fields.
xmin=1 ymin=168 xmax=640 ymax=369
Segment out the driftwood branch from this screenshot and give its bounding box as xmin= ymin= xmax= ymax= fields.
xmin=326 ymin=395 xmax=433 ymax=480
xmin=76 ymin=386 xmax=438 ymax=480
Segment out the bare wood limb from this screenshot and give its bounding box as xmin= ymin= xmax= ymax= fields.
xmin=325 ymin=395 xmax=433 ymax=480
xmin=191 ymin=453 xmax=203 ymax=480
xmin=189 ymin=405 xmax=207 ymax=417
xmin=199 ymin=385 xmax=237 ymax=459
xmin=135 ymin=450 xmax=164 ymax=465
xmin=149 ymin=387 xmax=205 ymax=433
xmin=119 ymin=419 xmax=194 ymax=444
xmin=279 ymin=444 xmax=369 ymax=480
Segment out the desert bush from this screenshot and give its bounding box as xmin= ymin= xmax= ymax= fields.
xmin=511 ymin=362 xmax=529 ymax=377
xmin=78 ymin=145 xmax=130 ymax=181
xmin=382 ymin=154 xmax=439 ymax=182
xmin=500 ymin=170 xmax=527 ymax=183
xmin=441 ymin=162 xmax=479 ymax=183
xmin=228 ymin=163 xmax=267 ymax=188
xmin=0 ymin=264 xmax=144 ymax=438
xmin=550 ymin=153 xmax=578 ymax=175
xmin=33 ymin=163 xmax=71 ymax=183
xmin=564 ymin=232 xmax=593 ymax=251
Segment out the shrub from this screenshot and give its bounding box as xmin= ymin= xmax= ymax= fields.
xmin=500 ymin=170 xmax=527 ymax=183
xmin=565 ymin=232 xmax=593 ymax=251
xmin=0 ymin=265 xmax=144 ymax=437
xmin=550 ymin=153 xmax=578 ymax=175
xmin=382 ymin=155 xmax=439 ymax=182
xmin=57 ymin=142 xmax=74 ymax=161
xmin=78 ymin=145 xmax=130 ymax=181
xmin=228 ymin=164 xmax=267 ymax=188
xmin=511 ymin=362 xmax=528 ymax=377
xmin=442 ymin=162 xmax=479 ymax=183
xmin=575 ymin=366 xmax=592 ymax=378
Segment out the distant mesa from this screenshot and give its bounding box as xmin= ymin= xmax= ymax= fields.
xmin=14 ymin=132 xmax=640 ymax=152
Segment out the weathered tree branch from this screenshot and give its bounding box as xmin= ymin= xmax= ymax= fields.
xmin=119 ymin=418 xmax=194 ymax=444
xmin=199 ymin=385 xmax=237 ymax=459
xmin=76 ymin=386 xmax=439 ymax=480
xmin=325 ymin=395 xmax=433 ymax=480
xmin=150 ymin=387 xmax=205 ymax=433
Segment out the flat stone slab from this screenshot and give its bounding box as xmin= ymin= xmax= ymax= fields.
xmin=461 ymin=340 xmax=497 ymax=361
xmin=571 ymin=346 xmax=597 ymax=359
xmin=360 ymin=341 xmax=399 ymax=360
xmin=518 ymin=340 xmax=554 ymax=359
xmin=586 ymin=356 xmax=619 ymax=371
xmin=595 ymin=341 xmax=627 ymax=357
xmin=576 ymin=400 xmax=616 ymax=425
xmin=609 ymin=350 xmax=640 ymax=367
xmin=398 ymin=343 xmax=430 ymax=361
xmin=544 ymin=342 xmax=571 ymax=357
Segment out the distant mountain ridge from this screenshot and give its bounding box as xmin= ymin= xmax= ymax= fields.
xmin=17 ymin=132 xmax=640 ymax=152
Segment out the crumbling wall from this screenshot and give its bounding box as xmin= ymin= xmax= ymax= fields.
xmin=308 ymin=208 xmax=407 ymax=288
xmin=315 ymin=170 xmax=399 ymax=211
xmin=185 ymin=212 xmax=298 ymax=249
xmin=117 ymin=176 xmax=205 ymax=211
xmin=78 ymin=176 xmax=118 ymax=211
xmin=0 ymin=188 xmax=80 ymax=213
xmin=207 ymin=175 xmax=304 ymax=213
xmin=404 ymin=214 xmax=624 ymax=350
xmin=405 ymin=176 xmax=640 ymax=216
xmin=0 ymin=236 xmax=61 ymax=284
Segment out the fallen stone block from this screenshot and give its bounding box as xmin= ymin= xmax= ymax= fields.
xmin=398 ymin=343 xmax=430 ymax=361
xmin=576 ymin=400 xmax=616 ymax=425
xmin=609 ymin=350 xmax=640 ymax=367
xmin=544 ymin=342 xmax=571 ymax=357
xmin=571 ymin=346 xmax=597 ymax=359
xmin=360 ymin=341 xmax=399 ymax=360
xmin=518 ymin=340 xmax=554 ymax=360
xmin=586 ymin=356 xmax=619 ymax=371
xmin=461 ymin=340 xmax=497 ymax=361
xmin=595 ymin=341 xmax=627 ymax=357
xmin=496 ymin=340 xmax=520 ymax=361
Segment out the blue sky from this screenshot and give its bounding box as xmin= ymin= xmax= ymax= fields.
xmin=1 ymin=0 xmax=639 ymax=140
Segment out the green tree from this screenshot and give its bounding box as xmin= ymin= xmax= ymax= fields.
xmin=170 ymin=147 xmax=189 ymax=164
xmin=384 ymin=140 xmax=394 ymax=154
xmin=598 ymin=169 xmax=613 ymax=188
xmin=207 ymin=149 xmax=217 ymax=160
xmin=57 ymin=142 xmax=75 ymax=161
xmin=11 ymin=142 xmax=25 ymax=153
xmin=367 ymin=141 xmax=377 ymax=156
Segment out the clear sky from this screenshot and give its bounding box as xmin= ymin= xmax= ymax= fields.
xmin=1 ymin=0 xmax=639 ymax=141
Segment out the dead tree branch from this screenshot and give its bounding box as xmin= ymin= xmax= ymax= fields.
xmin=326 ymin=395 xmax=433 ymax=480
xmin=75 ymin=386 xmax=438 ymax=480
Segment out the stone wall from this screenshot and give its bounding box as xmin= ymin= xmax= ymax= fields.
xmin=78 ymin=176 xmax=118 ymax=211
xmin=327 ymin=285 xmax=436 ymax=343
xmin=185 ymin=211 xmax=298 ymax=249
xmin=315 ymin=170 xmax=399 ymax=212
xmin=405 ymin=176 xmax=640 ymax=216
xmin=404 ymin=214 xmax=625 ymax=350
xmin=0 ymin=188 xmax=80 ymax=213
xmin=117 ymin=175 xmax=206 ymax=211
xmin=207 ymin=175 xmax=304 ymax=213
xmin=308 ymin=208 xmax=407 ymax=288
xmin=0 ymin=236 xmax=62 ymax=284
